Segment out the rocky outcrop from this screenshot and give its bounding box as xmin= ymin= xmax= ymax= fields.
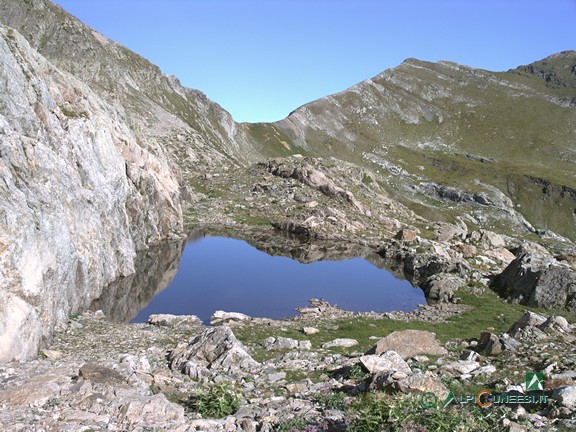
xmin=168 ymin=326 xmax=260 ymax=379
xmin=492 ymin=252 xmax=576 ymax=312
xmin=0 ymin=26 xmax=182 ymax=361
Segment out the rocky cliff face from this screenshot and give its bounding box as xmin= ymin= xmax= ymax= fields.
xmin=0 ymin=24 xmax=184 ymax=361
xmin=0 ymin=0 xmax=284 ymax=362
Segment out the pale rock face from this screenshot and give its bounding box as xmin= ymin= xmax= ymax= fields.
xmin=0 ymin=26 xmax=183 ymax=361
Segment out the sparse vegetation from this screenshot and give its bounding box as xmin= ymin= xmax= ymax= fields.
xmin=181 ymin=382 xmax=240 ymax=418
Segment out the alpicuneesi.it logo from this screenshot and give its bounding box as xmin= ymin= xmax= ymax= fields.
xmin=420 ymin=373 xmax=548 ymax=409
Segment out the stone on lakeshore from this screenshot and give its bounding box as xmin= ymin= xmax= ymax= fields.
xmin=322 ymin=338 xmax=358 ymax=348
xmin=372 ymin=330 xmax=448 ymax=359
xmin=210 ymin=310 xmax=252 ymax=326
xmin=492 ymin=253 xmax=576 ymax=313
xmin=148 ymin=314 xmax=202 ymax=329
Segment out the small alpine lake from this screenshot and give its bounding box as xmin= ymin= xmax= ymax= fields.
xmin=129 ymin=234 xmax=426 ymax=324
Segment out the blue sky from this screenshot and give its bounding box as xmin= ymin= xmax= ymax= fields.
xmin=51 ymin=0 xmax=575 ymax=123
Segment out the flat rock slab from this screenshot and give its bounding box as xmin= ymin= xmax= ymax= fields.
xmin=373 ymin=330 xmax=448 ymax=359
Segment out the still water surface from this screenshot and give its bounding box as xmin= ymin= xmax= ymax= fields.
xmin=130 ymin=236 xmax=425 ymax=324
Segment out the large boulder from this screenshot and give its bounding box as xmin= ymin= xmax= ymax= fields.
xmin=168 ymin=326 xmax=260 ymax=378
xmin=492 ymin=253 xmax=576 ymax=312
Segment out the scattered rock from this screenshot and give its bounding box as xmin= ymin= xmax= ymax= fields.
xmin=439 ymin=360 xmax=480 ymax=377
xmin=262 ymin=337 xmax=310 ymax=350
xmin=435 ymin=223 xmax=467 ymax=242
xmin=460 ymin=350 xmax=480 ymax=361
xmin=484 ymin=247 xmax=516 ymax=264
xmin=118 ymin=394 xmax=185 ymax=429
xmin=373 ymin=330 xmax=448 ymax=359
xmin=422 ymin=273 xmax=464 ymax=302
xmin=94 ymin=310 xmax=106 ymax=320
xmin=42 ymin=350 xmax=64 ymax=360
xmin=540 ymin=315 xmax=570 ymax=333
xmin=479 ymin=230 xmax=506 ymax=248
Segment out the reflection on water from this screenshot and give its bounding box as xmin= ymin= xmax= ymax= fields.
xmin=128 ymin=233 xmax=426 ymax=324
xmin=90 ymin=240 xmax=185 ymax=322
